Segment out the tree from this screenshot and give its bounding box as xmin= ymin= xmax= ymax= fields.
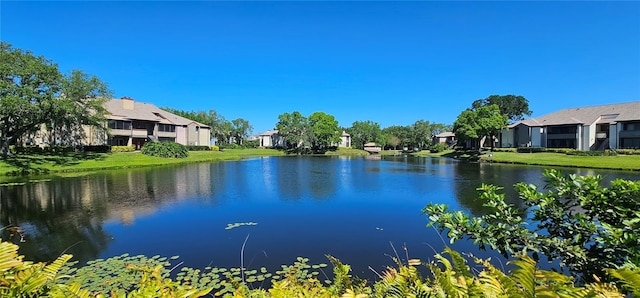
xmin=0 ymin=43 xmax=111 ymax=156
xmin=423 ymin=169 xmax=640 ymax=282
xmin=428 ymin=123 xmax=451 ymax=137
xmin=46 ymin=70 xmax=110 ymax=147
xmin=472 ymin=94 xmax=531 ymax=123
xmin=381 ymin=125 xmax=411 ymax=149
xmin=453 ymin=105 xmax=507 ymax=149
xmin=307 ymin=112 xmax=341 ymax=152
xmin=276 ymin=111 xmax=310 ymax=153
xmin=231 ymin=118 xmax=253 ymax=145
xmin=385 ymin=135 xmax=400 ymax=150
xmin=347 ymin=121 xmax=382 ymax=150
xmin=411 ymin=120 xmax=432 ymax=150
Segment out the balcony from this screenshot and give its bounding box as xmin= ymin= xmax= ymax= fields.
xmin=547 ymin=133 xmax=575 ymax=140
xmin=158 ymin=131 xmax=177 ymax=138
xmin=131 ymin=129 xmax=148 ymax=138
xmin=620 ymin=130 xmax=640 ymax=138
xmin=110 ymin=129 xmax=131 ymax=136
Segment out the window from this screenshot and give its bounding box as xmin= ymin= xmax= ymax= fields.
xmin=547 ymin=139 xmax=576 ymax=149
xmin=623 ymin=122 xmax=640 ymax=131
xmin=108 ymin=120 xmax=132 ymax=130
xmin=132 ymin=121 xmax=148 ymax=129
xmin=621 ymin=138 xmax=640 ymax=149
xmin=547 ymin=125 xmax=577 ymax=134
xmin=158 ymin=124 xmax=175 ymax=132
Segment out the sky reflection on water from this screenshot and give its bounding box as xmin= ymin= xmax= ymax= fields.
xmin=1 ymin=156 xmax=638 ymax=279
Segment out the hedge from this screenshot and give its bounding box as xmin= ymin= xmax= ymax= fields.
xmin=111 ymin=145 xmax=135 ymax=152
xmin=186 ymin=145 xmax=211 ymax=151
xmin=141 ymin=142 xmax=189 ymax=158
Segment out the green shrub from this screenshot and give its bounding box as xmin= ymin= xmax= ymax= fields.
xmin=219 ymin=143 xmax=241 ymax=150
xmin=424 ymin=169 xmax=640 ymax=283
xmin=491 ymin=147 xmax=517 ymax=152
xmin=566 ymin=150 xmax=618 ymax=156
xmin=428 ymin=143 xmax=449 ymax=153
xmin=186 ymin=145 xmax=211 ymax=151
xmin=616 ymin=149 xmax=640 ymax=155
xmin=46 ymin=146 xmax=75 ymax=153
xmin=141 ymin=142 xmax=189 ymax=158
xmin=82 ymin=145 xmax=110 ymax=153
xmin=516 ymin=147 xmax=547 ymax=153
xmin=111 ymin=145 xmax=135 ymax=152
xmin=13 ymin=146 xmax=44 ymax=154
xmin=243 ymin=139 xmax=259 ymax=149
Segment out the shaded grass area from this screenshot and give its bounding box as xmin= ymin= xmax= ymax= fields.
xmin=411 ymin=149 xmax=456 ymax=157
xmin=0 ymin=149 xmax=284 ymax=182
xmin=323 ymin=147 xmax=369 ymax=156
xmin=483 ymin=151 xmax=640 ymax=171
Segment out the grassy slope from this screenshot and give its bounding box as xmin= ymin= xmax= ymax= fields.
xmin=484 ymin=151 xmax=640 ymax=171
xmin=3 ymin=148 xmax=638 ymax=183
xmin=0 ymin=149 xmax=284 ymax=179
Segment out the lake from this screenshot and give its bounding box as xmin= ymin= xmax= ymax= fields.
xmin=2 ymin=155 xmax=639 ymax=279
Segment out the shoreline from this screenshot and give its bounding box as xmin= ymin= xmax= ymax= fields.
xmin=2 ymin=149 xmax=639 ymax=184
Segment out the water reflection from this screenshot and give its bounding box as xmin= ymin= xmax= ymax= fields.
xmin=0 ymin=156 xmax=637 ymax=276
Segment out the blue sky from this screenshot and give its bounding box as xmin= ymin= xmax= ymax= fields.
xmin=2 ymin=1 xmax=639 ymax=133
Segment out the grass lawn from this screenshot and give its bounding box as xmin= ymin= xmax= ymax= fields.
xmin=482 ymin=151 xmax=640 ymax=171
xmin=411 ymin=149 xmax=456 ymax=157
xmin=0 ymin=149 xmax=284 ymax=181
xmin=3 ymin=148 xmax=637 ymax=183
xmin=323 ymin=147 xmax=369 ymax=156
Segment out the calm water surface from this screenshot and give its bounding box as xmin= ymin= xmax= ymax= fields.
xmin=2 ymin=156 xmax=639 ymax=278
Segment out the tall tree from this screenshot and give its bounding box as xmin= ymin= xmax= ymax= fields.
xmin=0 ymin=43 xmax=111 ymax=156
xmin=307 ymin=112 xmax=341 ymax=152
xmin=47 ymin=70 xmax=110 ymax=146
xmin=347 ymin=121 xmax=382 ymax=150
xmin=428 ymin=123 xmax=451 ymax=137
xmin=276 ymin=111 xmax=310 ymax=152
xmin=411 ymin=120 xmax=432 ymax=149
xmin=231 ymin=118 xmax=253 ymax=145
xmin=382 ymin=125 xmax=412 ymax=149
xmin=472 ymin=94 xmax=532 ymax=123
xmin=453 ymin=105 xmax=507 ymax=149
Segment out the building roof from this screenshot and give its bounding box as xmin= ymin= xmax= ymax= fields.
xmin=259 ymin=130 xmax=279 ymax=136
xmin=434 ymin=131 xmax=455 ymax=138
xmin=341 ymin=130 xmax=350 ymax=137
xmin=517 ymin=101 xmax=640 ymax=127
xmin=104 ymin=98 xmax=210 ymax=128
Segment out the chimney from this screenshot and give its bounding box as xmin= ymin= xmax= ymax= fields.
xmin=121 ymin=96 xmax=134 ymax=110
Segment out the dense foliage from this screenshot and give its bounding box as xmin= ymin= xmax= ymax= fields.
xmin=0 ymin=43 xmax=111 ymax=157
xmin=380 ymin=121 xmax=451 ymax=150
xmin=140 ymin=141 xmax=189 ymax=158
xmin=454 ymin=94 xmax=530 ymax=149
xmin=423 ymin=169 xmax=640 ymax=282
xmin=471 ymin=94 xmax=532 ymax=123
xmin=453 ymin=104 xmax=508 ymax=149
xmin=276 ymin=111 xmax=341 ymax=153
xmin=1 ymin=237 xmax=638 ymax=297
xmin=346 ymin=120 xmax=383 ymax=150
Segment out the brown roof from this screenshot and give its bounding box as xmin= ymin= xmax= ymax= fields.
xmin=259 ymin=130 xmax=279 ymax=136
xmin=517 ymin=101 xmax=640 ymax=127
xmin=104 ymin=99 xmax=210 ymax=128
xmin=435 ymin=132 xmax=455 ymax=138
